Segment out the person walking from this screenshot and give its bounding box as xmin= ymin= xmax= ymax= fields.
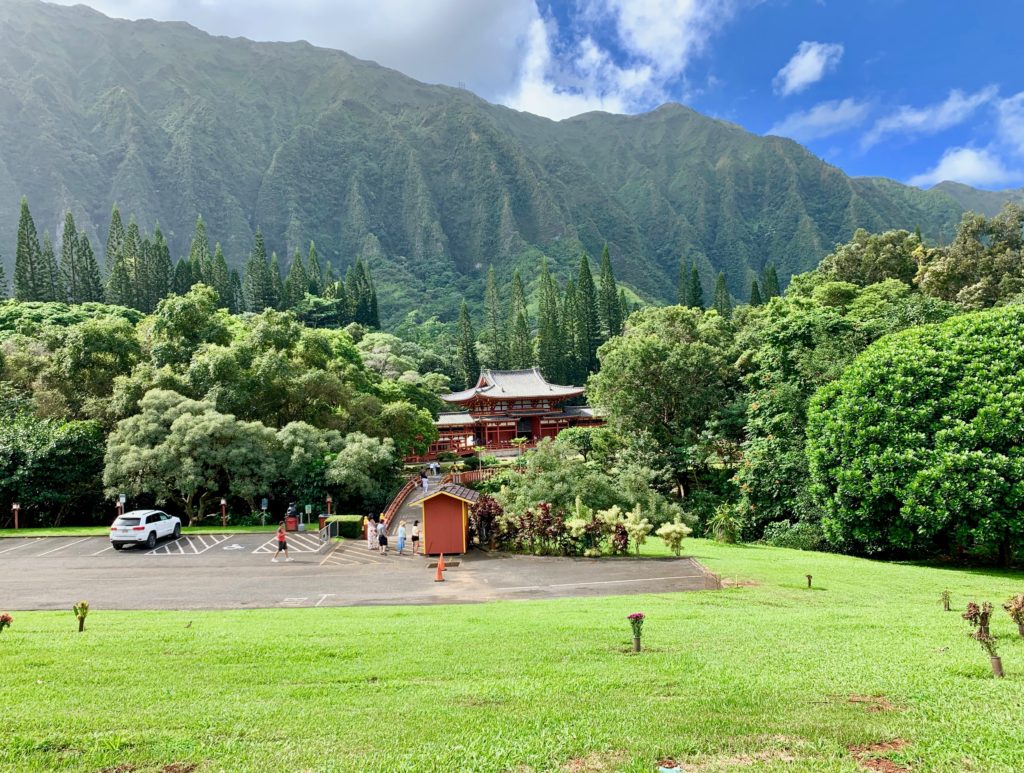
xmin=411 ymin=520 xmax=421 ymax=556
xmin=366 ymin=517 xmax=376 ymax=550
xmin=396 ymin=521 xmax=407 ymax=555
xmin=420 ymin=467 xmax=429 ymax=494
xmin=272 ymin=521 xmax=293 ymax=563
xmin=378 ymin=522 xmax=389 ymax=555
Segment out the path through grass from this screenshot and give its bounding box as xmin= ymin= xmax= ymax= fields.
xmin=3 ymin=540 xmax=1022 ymax=771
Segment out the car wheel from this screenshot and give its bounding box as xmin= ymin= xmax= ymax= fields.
xmin=112 ymin=543 xmax=123 ymax=551
xmin=146 ymin=531 xmax=157 ymax=549
xmin=173 ymin=524 xmax=181 ymax=539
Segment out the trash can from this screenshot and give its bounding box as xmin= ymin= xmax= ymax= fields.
xmin=285 ymin=515 xmax=298 ymax=532
xmin=318 ymin=514 xmax=327 ymax=531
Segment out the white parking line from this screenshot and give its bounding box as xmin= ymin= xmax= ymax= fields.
xmin=90 ymin=545 xmax=114 ymax=556
xmin=35 ymin=537 xmax=91 ymax=557
xmin=146 ymin=534 xmax=233 ymax=555
xmin=253 ymin=532 xmax=323 ymax=554
xmin=314 ymin=594 xmax=335 ymax=607
xmin=0 ymin=539 xmax=42 ymax=555
xmin=494 ymin=574 xmax=705 ymax=591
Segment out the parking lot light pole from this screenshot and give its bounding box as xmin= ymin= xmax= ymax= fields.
xmin=12 ymin=502 xmax=20 ymax=530
xmin=326 ymin=494 xmax=332 ymax=516
xmin=220 ymin=497 xmax=227 ymax=527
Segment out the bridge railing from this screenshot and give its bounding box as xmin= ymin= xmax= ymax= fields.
xmin=380 ymin=475 xmax=419 ymax=529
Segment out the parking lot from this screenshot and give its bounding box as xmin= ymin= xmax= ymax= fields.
xmin=0 ymin=533 xmax=719 ymax=611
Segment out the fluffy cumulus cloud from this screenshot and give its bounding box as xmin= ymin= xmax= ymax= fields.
xmin=773 ymin=41 xmax=844 ymax=96
xmin=862 ymin=86 xmax=998 ymax=149
xmin=505 ymin=0 xmax=740 ymax=119
xmin=908 ymin=147 xmax=1021 ymax=188
xmin=996 ymin=91 xmax=1024 ymax=156
xmin=767 ymin=98 xmax=870 ymax=142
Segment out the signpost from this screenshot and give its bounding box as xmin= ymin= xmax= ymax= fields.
xmin=12 ymin=502 xmax=20 ymax=530
xmin=220 ymin=497 xmax=228 ymax=527
xmin=260 ymin=498 xmax=268 ymax=527
xmin=326 ymin=494 xmax=332 ymax=516
xmin=118 ymin=493 xmax=126 ymax=517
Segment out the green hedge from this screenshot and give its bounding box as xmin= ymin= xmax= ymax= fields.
xmin=326 ymin=515 xmax=364 ymax=539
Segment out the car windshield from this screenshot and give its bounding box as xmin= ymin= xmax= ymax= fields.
xmin=115 ymin=517 xmax=141 ymax=526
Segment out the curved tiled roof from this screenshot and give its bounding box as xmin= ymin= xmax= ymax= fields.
xmin=443 ymin=368 xmax=584 ymax=403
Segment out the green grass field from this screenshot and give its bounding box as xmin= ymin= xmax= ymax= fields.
xmin=3 ymin=540 xmax=1022 ymax=772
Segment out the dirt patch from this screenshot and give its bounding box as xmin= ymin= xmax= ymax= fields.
xmin=720 ymin=578 xmax=758 ymax=588
xmin=846 ymin=694 xmax=899 ymax=712
xmin=687 ymin=749 xmax=798 ymax=770
xmin=561 ymin=750 xmax=628 ymax=772
xmin=98 ymin=766 xmax=136 ymax=773
xmin=848 ymin=739 xmax=910 ymax=772
xmin=159 ymin=765 xmax=197 ymax=773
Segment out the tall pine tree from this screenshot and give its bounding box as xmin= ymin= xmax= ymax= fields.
xmin=211 ymin=244 xmax=232 ymax=310
xmin=686 ymin=262 xmax=704 ymax=309
xmin=749 ymin=278 xmax=763 ymax=307
xmin=562 ymin=275 xmax=584 ymax=384
xmin=14 ymin=197 xmax=44 ymax=301
xmin=762 ymin=263 xmax=781 ymax=299
xmin=597 ymin=245 xmax=622 ymax=338
xmin=188 ymin=215 xmax=213 ymax=285
xmin=173 ymin=258 xmax=193 ymax=296
xmin=575 ymin=252 xmax=601 ymax=372
xmin=40 ymin=232 xmax=63 ymax=302
xmin=306 ymin=241 xmax=323 ymax=296
xmin=455 ymin=301 xmax=480 ymax=390
xmin=483 ymin=265 xmax=507 ymax=368
xmin=0 ymin=258 xmax=6 ymax=299
xmin=105 ymin=204 xmax=125 ymax=272
xmin=147 ymin=226 xmax=173 ymax=306
xmin=535 ymin=259 xmax=564 ymax=384
xmin=243 ymin=228 xmax=274 ymax=311
xmin=269 ymin=252 xmax=284 ymax=310
xmin=284 ymin=249 xmax=308 ymax=308
xmin=59 ymin=212 xmax=82 ymax=303
xmin=713 ymin=272 xmax=733 ymax=319
xmin=507 ymin=269 xmax=532 ymax=369
xmin=78 ymin=230 xmax=104 ymax=302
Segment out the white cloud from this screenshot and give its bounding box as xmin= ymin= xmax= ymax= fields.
xmin=767 ymin=98 xmax=870 ymax=142
xmin=773 ymin=41 xmax=844 ymax=96
xmin=908 ymin=147 xmax=1021 ymax=188
xmin=862 ymin=86 xmax=998 ymax=149
xmin=505 ymin=0 xmax=740 ymax=119
xmin=52 ymin=0 xmax=537 ymax=99
xmin=996 ymin=92 xmax=1024 ymax=156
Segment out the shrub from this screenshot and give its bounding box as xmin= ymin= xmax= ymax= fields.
xmin=655 ymin=518 xmax=693 ymax=556
xmin=1003 ymin=594 xmax=1024 ymax=636
xmin=326 ymin=515 xmax=364 ymax=539
xmin=0 ymin=612 xmax=11 ymax=634
xmin=761 ymin=520 xmax=829 ymax=551
xmin=708 ymin=504 xmax=741 ymax=544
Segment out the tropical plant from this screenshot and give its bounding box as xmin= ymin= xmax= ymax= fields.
xmin=622 ymin=505 xmax=653 ymax=555
xmin=655 ymin=518 xmax=693 ymax=556
xmin=0 ymin=612 xmax=12 ymax=634
xmin=73 ymin=600 xmax=89 ymax=632
xmin=708 ymin=504 xmax=742 ymax=544
xmin=1003 ymin=594 xmax=1024 ymax=636
xmin=940 ymin=590 xmax=952 ymax=612
xmin=963 ymin=602 xmax=993 ymax=635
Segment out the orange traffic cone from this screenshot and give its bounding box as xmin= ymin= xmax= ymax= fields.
xmin=434 ymin=553 xmax=445 ymax=582
xmin=438 ymin=553 xmax=447 ymax=572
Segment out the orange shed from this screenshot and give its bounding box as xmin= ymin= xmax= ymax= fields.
xmin=418 ymin=484 xmax=479 ymax=555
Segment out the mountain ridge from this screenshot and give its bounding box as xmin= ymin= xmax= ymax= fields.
xmin=0 ymin=0 xmax=1013 ymax=322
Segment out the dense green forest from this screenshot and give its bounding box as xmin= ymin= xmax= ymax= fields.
xmin=2 ymin=0 xmax=1018 ymax=326
xmin=3 ymin=200 xmax=1023 ymax=567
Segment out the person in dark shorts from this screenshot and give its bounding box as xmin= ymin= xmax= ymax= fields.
xmin=272 ymin=521 xmax=293 ymax=563
xmin=411 ymin=520 xmax=421 ymax=555
xmin=378 ymin=528 xmax=389 ymax=555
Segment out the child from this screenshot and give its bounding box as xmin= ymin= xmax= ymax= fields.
xmin=396 ymin=521 xmax=407 ymax=555
xmin=272 ymin=521 xmax=293 ymax=563
xmin=411 ymin=520 xmax=421 ymax=555
xmin=378 ymin=528 xmax=388 ymax=555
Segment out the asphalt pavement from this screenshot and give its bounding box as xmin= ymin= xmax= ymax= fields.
xmin=0 ymin=533 xmax=719 ymax=611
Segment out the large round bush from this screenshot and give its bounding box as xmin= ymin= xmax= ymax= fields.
xmin=807 ymin=306 xmax=1024 ymax=562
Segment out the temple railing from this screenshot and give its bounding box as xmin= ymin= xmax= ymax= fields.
xmin=380 ymin=475 xmax=419 ymax=529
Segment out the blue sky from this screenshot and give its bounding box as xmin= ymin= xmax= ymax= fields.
xmin=57 ymin=0 xmax=1024 ymax=190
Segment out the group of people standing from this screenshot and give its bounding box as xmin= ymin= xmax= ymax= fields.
xmin=365 ymin=516 xmax=420 ymax=556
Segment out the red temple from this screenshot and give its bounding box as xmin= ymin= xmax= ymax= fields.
xmin=415 ymin=368 xmax=603 ymax=460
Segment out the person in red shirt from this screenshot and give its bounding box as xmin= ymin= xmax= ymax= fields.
xmin=272 ymin=521 xmax=293 ymax=563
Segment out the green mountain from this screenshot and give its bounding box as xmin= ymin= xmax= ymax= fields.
xmin=930 ymin=181 xmax=1024 ymax=218
xmin=0 ymin=0 xmax=1010 ymax=322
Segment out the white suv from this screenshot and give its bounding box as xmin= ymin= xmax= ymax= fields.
xmin=110 ymin=510 xmax=181 ymax=550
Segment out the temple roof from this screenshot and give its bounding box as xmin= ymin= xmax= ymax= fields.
xmin=442 ymin=368 xmax=584 ymax=403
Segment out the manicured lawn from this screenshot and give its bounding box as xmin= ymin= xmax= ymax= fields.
xmin=3 ymin=540 xmax=1023 ymax=772
xmin=0 ymin=524 xmax=275 ymax=539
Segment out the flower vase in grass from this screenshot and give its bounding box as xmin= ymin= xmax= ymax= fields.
xmin=963 ymin=601 xmax=992 ymax=635
xmin=628 ymin=612 xmax=645 ymax=652
xmin=971 ymin=631 xmax=1003 ymax=677
xmin=0 ymin=613 xmax=11 ymax=634
xmin=1003 ymin=594 xmax=1024 ymax=637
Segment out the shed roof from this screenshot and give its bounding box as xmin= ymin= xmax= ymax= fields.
xmin=443 ymin=368 xmax=584 ymax=403
xmin=419 ymin=484 xmax=481 ymax=505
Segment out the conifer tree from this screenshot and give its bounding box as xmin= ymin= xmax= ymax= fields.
xmin=106 ymin=251 xmax=133 ymax=307
xmin=507 ymin=269 xmax=532 ymax=368
xmin=483 ymin=265 xmax=507 ymax=368
xmin=243 ymin=228 xmax=273 ymax=311
xmin=322 ymin=260 xmax=335 ymax=286
xmin=535 ymin=259 xmax=564 ymax=384
xmin=455 ymin=301 xmax=480 ymax=390
xmin=148 ymin=226 xmax=173 ymax=306
xmin=229 ymin=270 xmax=244 ymax=313
xmin=306 ymin=241 xmax=323 ymax=296
xmin=78 ymin=230 xmax=104 ymax=302
xmin=105 ymin=204 xmax=125 ymax=272
xmin=618 ymin=288 xmax=630 ymax=326
xmin=686 ymin=262 xmax=704 ymax=308
xmin=284 ymin=249 xmax=308 ymax=308
xmin=211 ymin=244 xmax=231 ymax=309
xmin=14 ymin=197 xmax=44 ymax=301
xmin=173 ymin=258 xmax=193 ymax=296
xmin=0 ymin=259 xmax=7 ymax=300
xmin=121 ymin=221 xmax=143 ymax=309
xmin=60 ymin=212 xmax=81 ymax=303
xmin=597 ymin=245 xmax=622 ymax=338
xmin=562 ymin=276 xmax=584 ymax=384
xmin=575 ymin=252 xmax=601 ymax=371
xmin=762 ymin=263 xmax=781 ymax=299
xmin=677 ymin=256 xmax=688 ymax=305
xmin=40 ymin=232 xmax=63 ymax=302
xmin=269 ymin=252 xmax=284 ymax=310
xmin=713 ymin=272 xmax=733 ymax=319
xmin=188 ymin=215 xmax=213 ymax=285
xmin=749 ymin=278 xmax=763 ymax=307
xmin=367 ymin=283 xmax=380 ymax=329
